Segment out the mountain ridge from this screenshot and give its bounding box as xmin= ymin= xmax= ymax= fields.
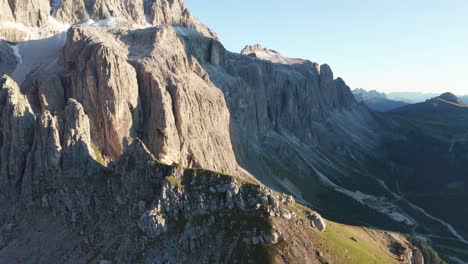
xmin=352 ymin=88 xmax=408 ymax=112
xmin=0 ymin=0 xmax=462 ymax=262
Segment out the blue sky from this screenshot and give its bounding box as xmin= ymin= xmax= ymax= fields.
xmin=185 ymin=0 xmax=468 ymax=95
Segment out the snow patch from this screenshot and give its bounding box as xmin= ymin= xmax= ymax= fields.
xmin=79 ymin=18 xmax=125 ymax=28
xmin=46 ymin=16 xmax=70 ymax=32
xmin=174 ymin=26 xmax=192 ymax=37
xmin=9 ymin=44 xmax=22 ymax=64
xmin=11 ymin=32 xmax=67 ymax=85
xmin=0 ymin=17 xmax=69 ymax=41
xmin=249 ymin=49 xmax=305 ymax=65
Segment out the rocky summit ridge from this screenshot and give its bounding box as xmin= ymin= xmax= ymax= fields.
xmin=0 ymin=0 xmax=216 ymax=42
xmin=0 ymin=0 xmax=444 ymax=263
xmin=432 ymin=92 xmax=465 ymax=106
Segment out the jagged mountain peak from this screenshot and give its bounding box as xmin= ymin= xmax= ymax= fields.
xmin=240 ymin=43 xmax=308 ymax=65
xmin=0 ymin=0 xmax=217 ymax=42
xmin=0 ymin=1 xmax=452 ymax=263
xmin=241 ymin=44 xmax=280 ymax=55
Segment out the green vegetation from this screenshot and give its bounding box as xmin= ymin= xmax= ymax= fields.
xmin=165 ymin=175 xmax=183 ymax=189
xmin=91 ymin=144 xmax=107 ymax=166
xmin=384 ymin=110 xmax=468 ymax=143
xmin=408 ymin=237 xmax=446 ymax=264
xmin=186 ymin=166 xmax=252 ymax=185
xmin=317 ymin=223 xmax=399 ymax=264
xmin=261 ymin=151 xmax=408 ymax=233
xmin=430 ymin=236 xmax=468 ymax=263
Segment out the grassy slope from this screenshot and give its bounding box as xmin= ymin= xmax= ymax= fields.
xmin=160 ymin=162 xmax=439 ymax=263
xmin=388 ymin=99 xmax=468 ymax=141
xmin=253 ymin=114 xmax=466 ymax=261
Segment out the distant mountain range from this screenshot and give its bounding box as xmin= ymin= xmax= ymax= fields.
xmin=353 ymin=89 xmax=468 ymax=112
xmin=461 ymin=95 xmax=468 ymax=104
xmin=386 ymin=92 xmax=440 ymax=103
xmin=389 ymin=92 xmax=468 ymax=141
xmin=384 ymin=93 xmax=468 ymax=248
xmin=385 ymin=91 xmax=468 ymax=104
xmin=352 ymin=88 xmax=408 ymax=112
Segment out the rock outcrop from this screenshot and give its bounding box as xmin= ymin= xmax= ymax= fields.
xmin=55 ymin=0 xmax=219 ymax=38
xmin=0 ymin=0 xmax=15 ymax=23
xmin=0 ymin=75 xmax=35 ymax=199
xmin=62 ymin=27 xmax=139 ymax=159
xmin=0 ymin=0 xmax=51 ymax=41
xmin=6 ymin=0 xmax=50 ymax=27
xmin=0 ymin=42 xmax=18 ymax=75
xmin=123 ymin=26 xmax=239 ymax=174
xmin=60 ymin=99 xmax=97 ymax=176
xmin=0 ymin=1 xmax=444 ymax=263
xmin=0 ymin=0 xmax=217 ymax=42
xmin=53 ymin=25 xmax=240 ymax=176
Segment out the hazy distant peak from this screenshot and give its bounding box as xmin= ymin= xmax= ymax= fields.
xmin=434 ymin=92 xmax=464 ymax=105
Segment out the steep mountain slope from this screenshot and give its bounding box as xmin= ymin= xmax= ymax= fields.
xmin=0 ymin=76 xmax=428 ymax=263
xmin=0 ymin=0 xmax=455 ymax=262
xmin=382 ymin=93 xmax=468 ymax=260
xmin=353 ymin=88 xmax=408 ymax=112
xmin=389 ymin=93 xmax=468 ymax=141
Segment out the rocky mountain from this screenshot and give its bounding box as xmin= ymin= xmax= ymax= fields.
xmin=390 ymin=92 xmax=468 ymax=117
xmin=0 ymin=0 xmax=464 ymax=263
xmin=387 ymin=92 xmax=440 ymax=104
xmin=384 ymin=93 xmax=468 ymax=261
xmin=0 ymin=0 xmax=216 ymax=42
xmin=353 ymin=88 xmax=408 ymax=112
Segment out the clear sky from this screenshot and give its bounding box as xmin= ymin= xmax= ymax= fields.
xmin=185 ymin=0 xmax=468 ymax=95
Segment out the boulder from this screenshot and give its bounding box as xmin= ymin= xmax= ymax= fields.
xmin=308 ymin=212 xmax=326 ymax=232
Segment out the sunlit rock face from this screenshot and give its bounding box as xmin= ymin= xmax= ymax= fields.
xmin=0 ymin=0 xmax=433 ymax=263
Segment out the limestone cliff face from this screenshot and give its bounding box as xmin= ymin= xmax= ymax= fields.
xmin=6 ymin=0 xmax=51 ymax=27
xmin=0 ymin=0 xmax=15 ymax=23
xmin=124 ymin=26 xmax=238 ymax=174
xmin=0 ymin=0 xmax=51 ymax=41
xmin=0 ymin=75 xmax=35 ymax=199
xmin=0 ymin=0 xmax=216 ymax=42
xmin=55 ymin=0 xmax=217 ymax=38
xmin=0 ymin=76 xmax=98 ymax=202
xmin=0 ymin=1 xmax=433 ymax=263
xmin=60 ymin=99 xmax=97 ymax=176
xmin=2 ymin=0 xmax=378 ymax=200
xmin=62 ymin=27 xmax=139 ymax=159
xmin=184 ymin=39 xmax=375 ymax=173
xmin=23 ymin=110 xmax=61 ymax=203
xmin=52 ymin=25 xmax=239 ymax=176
